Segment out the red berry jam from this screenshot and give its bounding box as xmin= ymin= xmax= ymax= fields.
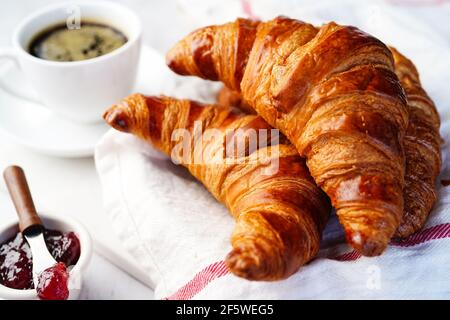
xmin=0 ymin=229 xmax=80 ymax=290
xmin=36 ymin=262 xmax=69 ymax=300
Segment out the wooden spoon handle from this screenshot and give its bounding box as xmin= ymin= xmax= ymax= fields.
xmin=3 ymin=165 xmax=42 ymax=233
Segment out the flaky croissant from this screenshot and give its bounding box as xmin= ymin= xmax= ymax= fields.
xmin=217 ymin=48 xmax=443 ymax=239
xmin=217 ymin=84 xmax=254 ymax=114
xmin=217 ymin=86 xmax=251 ymax=111
xmin=104 ymin=94 xmax=330 ymax=280
xmin=390 ymin=48 xmax=441 ymax=237
xmin=166 ymin=17 xmax=409 ymax=256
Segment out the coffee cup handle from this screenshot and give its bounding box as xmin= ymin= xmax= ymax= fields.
xmin=0 ymin=48 xmax=41 ymax=103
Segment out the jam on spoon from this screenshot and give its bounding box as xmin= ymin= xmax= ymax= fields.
xmin=2 ymin=165 xmax=81 ymax=300
xmin=0 ymin=229 xmax=80 ymax=290
xmin=36 ymin=262 xmax=69 ymax=300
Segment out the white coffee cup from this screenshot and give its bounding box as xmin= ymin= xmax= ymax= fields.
xmin=0 ymin=1 xmax=142 ymax=124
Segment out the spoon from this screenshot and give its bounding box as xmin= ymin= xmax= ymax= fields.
xmin=2 ymin=166 xmax=58 ymax=290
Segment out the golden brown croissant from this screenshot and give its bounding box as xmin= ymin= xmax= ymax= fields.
xmin=103 ymin=94 xmax=330 ymax=280
xmin=166 ymin=17 xmax=409 ymax=256
xmin=217 ymin=55 xmax=442 ymax=239
xmin=390 ymin=48 xmax=441 ymax=238
xmin=217 ymin=85 xmax=254 ymax=114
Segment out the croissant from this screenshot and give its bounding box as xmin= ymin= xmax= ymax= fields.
xmin=166 ymin=17 xmax=409 ymax=256
xmin=390 ymin=48 xmax=441 ymax=237
xmin=217 ymin=48 xmax=443 ymax=239
xmin=217 ymin=85 xmax=254 ymax=114
xmin=103 ymin=94 xmax=330 ymax=280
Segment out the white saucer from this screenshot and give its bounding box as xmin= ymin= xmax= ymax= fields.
xmin=0 ymin=44 xmax=216 ymax=158
xmin=0 ymin=61 xmax=108 ymax=157
xmin=0 ymin=45 xmax=166 ymax=158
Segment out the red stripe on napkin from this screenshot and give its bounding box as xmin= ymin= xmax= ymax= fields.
xmin=391 ymin=223 xmax=450 ymax=247
xmin=334 ymin=250 xmax=362 ymax=261
xmin=333 ymin=223 xmax=450 ymax=261
xmin=164 ymin=261 xmax=229 ymax=300
xmin=164 ymin=223 xmax=450 ymax=300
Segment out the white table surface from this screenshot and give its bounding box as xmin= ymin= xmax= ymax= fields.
xmin=0 ymin=0 xmax=203 ymax=300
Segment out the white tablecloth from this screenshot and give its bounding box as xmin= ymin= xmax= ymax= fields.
xmin=95 ymin=0 xmax=450 ymax=299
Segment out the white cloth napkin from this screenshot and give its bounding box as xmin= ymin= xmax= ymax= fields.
xmin=95 ymin=0 xmax=450 ymax=299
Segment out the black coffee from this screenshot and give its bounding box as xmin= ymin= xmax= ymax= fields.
xmin=29 ymin=22 xmax=127 ymax=62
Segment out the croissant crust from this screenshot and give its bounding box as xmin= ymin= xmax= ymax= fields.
xmin=167 ymin=16 xmax=409 ymax=255
xmin=104 ymin=94 xmax=331 ymax=280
